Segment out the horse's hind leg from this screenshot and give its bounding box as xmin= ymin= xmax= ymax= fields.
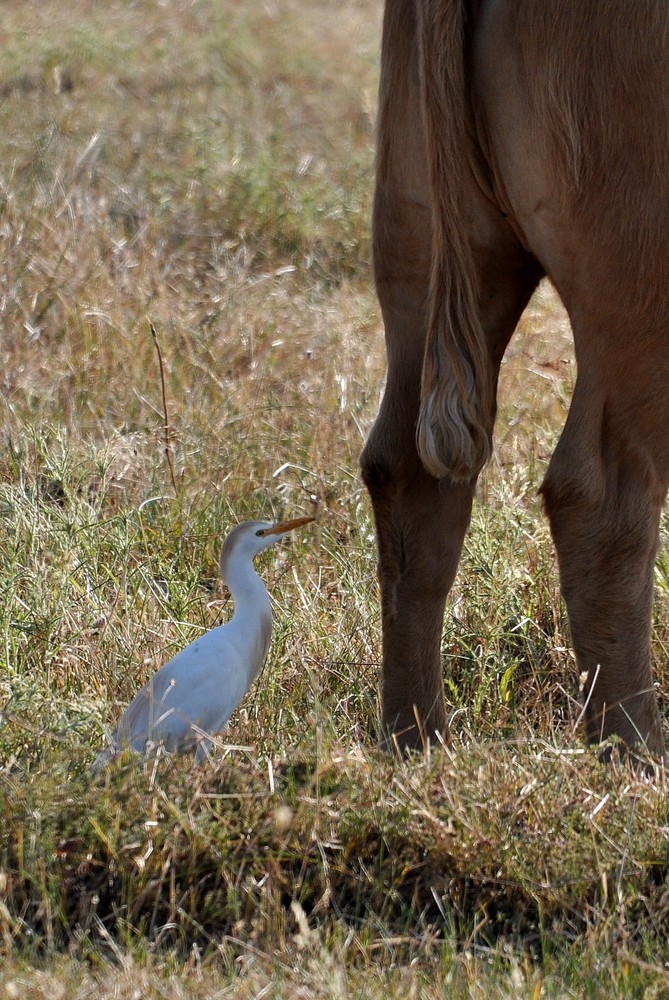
xmin=360 ymin=88 xmax=541 ymax=750
xmin=541 ymin=325 xmax=668 ymax=756
xmin=362 ymin=226 xmax=540 ymax=750
xmin=469 ymin=0 xmax=669 ymax=757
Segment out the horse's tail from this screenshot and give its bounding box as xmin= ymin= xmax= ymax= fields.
xmin=415 ymin=0 xmax=493 ymax=482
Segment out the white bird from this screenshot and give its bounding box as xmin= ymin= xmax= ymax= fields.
xmin=94 ymin=516 xmax=314 ymax=768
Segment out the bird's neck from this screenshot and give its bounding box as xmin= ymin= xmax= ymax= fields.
xmin=225 ymin=562 xmax=273 ymax=679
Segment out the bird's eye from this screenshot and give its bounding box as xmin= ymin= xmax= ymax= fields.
xmin=255 ymin=529 xmax=265 ymax=537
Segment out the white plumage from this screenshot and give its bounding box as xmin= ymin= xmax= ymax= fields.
xmin=94 ymin=516 xmax=314 ymax=768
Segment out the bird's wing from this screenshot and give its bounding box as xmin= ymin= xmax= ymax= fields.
xmin=112 ymin=625 xmax=250 ymax=753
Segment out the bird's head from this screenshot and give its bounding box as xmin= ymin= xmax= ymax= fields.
xmin=219 ymin=516 xmax=315 ymax=584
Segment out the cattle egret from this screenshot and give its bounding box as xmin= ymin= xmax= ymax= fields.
xmin=94 ymin=516 xmax=314 ymax=768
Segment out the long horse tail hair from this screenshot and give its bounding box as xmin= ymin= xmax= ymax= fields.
xmin=415 ymin=0 xmax=493 ymax=483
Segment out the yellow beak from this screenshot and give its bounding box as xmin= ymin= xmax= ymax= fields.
xmin=265 ymin=515 xmax=315 ymax=536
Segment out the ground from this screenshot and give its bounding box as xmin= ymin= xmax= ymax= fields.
xmin=1 ymin=1 xmax=669 ymax=996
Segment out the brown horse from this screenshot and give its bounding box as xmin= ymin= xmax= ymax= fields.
xmin=361 ymin=0 xmax=669 ymax=755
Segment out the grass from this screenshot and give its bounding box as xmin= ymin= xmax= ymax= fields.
xmin=1 ymin=0 xmax=669 ymax=995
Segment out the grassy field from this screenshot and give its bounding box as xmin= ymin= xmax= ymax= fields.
xmin=1 ymin=1 xmax=669 ymax=996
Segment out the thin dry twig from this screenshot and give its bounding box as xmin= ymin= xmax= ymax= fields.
xmin=150 ymin=321 xmax=179 ymax=497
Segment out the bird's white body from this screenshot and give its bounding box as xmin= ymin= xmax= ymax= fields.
xmin=94 ymin=517 xmax=312 ymax=767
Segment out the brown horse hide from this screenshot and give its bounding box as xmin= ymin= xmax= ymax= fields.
xmin=361 ymin=0 xmax=669 ymax=756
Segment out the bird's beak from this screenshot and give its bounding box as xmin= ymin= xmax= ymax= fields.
xmin=265 ymin=515 xmax=315 ymax=536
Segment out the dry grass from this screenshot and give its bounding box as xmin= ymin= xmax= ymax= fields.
xmin=1 ymin=0 xmax=669 ymax=996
